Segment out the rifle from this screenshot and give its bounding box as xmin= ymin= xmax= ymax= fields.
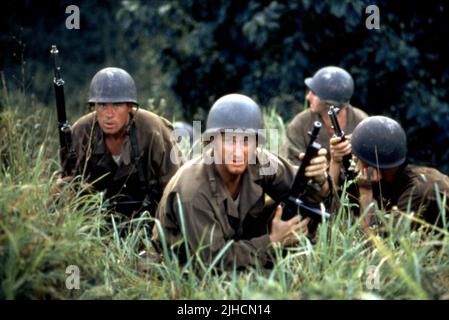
xmin=51 ymin=45 xmax=77 ymax=177
xmin=280 ymin=121 xmax=331 ymax=221
xmin=328 ymin=105 xmax=359 ymax=207
xmin=328 ymin=106 xmax=352 ymax=176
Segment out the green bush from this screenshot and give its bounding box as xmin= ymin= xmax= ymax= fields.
xmin=1 ymin=1 xmax=448 ymax=172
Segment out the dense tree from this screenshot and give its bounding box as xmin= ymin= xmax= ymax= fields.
xmin=1 ymin=0 xmax=448 ymax=172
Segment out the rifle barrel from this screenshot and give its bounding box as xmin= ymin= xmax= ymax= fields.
xmin=51 ymin=45 xmax=68 ymax=125
xmin=328 ymin=106 xmax=344 ymax=138
xmin=328 ymin=105 xmax=353 ymax=176
xmin=51 ymin=45 xmax=76 ymax=177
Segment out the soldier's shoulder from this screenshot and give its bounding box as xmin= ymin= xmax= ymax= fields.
xmin=165 ymin=156 xmax=210 ymax=201
xmin=402 ymin=165 xmax=449 ymax=196
xmin=256 ymin=148 xmax=283 ymax=165
xmin=408 ymin=165 xmax=449 ymax=184
xmin=73 ymin=112 xmax=95 ymax=127
xmin=290 ymin=109 xmax=314 ymax=125
xmin=350 ymin=105 xmax=369 ymax=120
xmin=287 ymin=109 xmax=314 ymax=136
xmin=72 ymin=112 xmax=96 ymax=134
xmin=134 ymin=109 xmax=174 ymax=133
xmin=254 ymin=148 xmax=294 ymax=178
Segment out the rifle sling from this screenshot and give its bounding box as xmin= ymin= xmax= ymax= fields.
xmin=128 ymin=121 xmax=157 ymax=200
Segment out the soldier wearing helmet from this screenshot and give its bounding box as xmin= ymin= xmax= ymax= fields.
xmin=350 ymin=116 xmax=449 ymax=231
xmin=173 ymin=121 xmax=194 ymax=145
xmin=153 ymin=93 xmax=332 ymax=269
xmin=63 ymin=67 xmax=183 ymax=218
xmin=283 ymin=66 xmax=368 ymax=172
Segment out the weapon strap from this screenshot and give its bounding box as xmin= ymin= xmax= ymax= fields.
xmin=128 ymin=118 xmax=161 ymax=255
xmin=128 ymin=125 xmax=143 ymax=212
xmin=129 ymin=121 xmax=148 ymax=192
xmin=129 ymin=119 xmax=160 ymax=203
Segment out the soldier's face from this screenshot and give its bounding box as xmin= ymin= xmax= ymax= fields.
xmin=217 ymin=133 xmax=257 ymax=176
xmin=306 ymin=90 xmax=329 ymax=114
xmin=95 ymin=103 xmax=132 ymax=135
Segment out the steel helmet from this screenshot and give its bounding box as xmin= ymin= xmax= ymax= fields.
xmin=204 ymin=94 xmax=263 ymax=136
xmin=352 ymin=116 xmax=407 ymax=169
xmin=305 ymin=66 xmax=354 ymax=106
xmin=88 ymin=67 xmax=138 ymax=104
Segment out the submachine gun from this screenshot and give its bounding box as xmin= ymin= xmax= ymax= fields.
xmin=280 ymin=121 xmax=331 ymax=222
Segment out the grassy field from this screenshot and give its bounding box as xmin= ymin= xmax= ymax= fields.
xmin=1 ymin=92 xmax=448 ymax=300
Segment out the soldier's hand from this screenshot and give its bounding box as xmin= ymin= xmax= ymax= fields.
xmin=51 ymin=175 xmax=73 ymax=195
xmin=356 ymin=164 xmax=381 ymax=190
xmin=270 ymin=205 xmax=310 ymax=246
xmin=299 ymin=148 xmax=328 ymax=185
xmin=329 ymin=135 xmax=352 ymax=163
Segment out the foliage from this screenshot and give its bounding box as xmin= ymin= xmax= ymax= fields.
xmin=1 ymin=1 xmax=448 ymax=172
xmin=119 ymin=0 xmax=449 ymax=171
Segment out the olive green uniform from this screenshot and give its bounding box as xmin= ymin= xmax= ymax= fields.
xmin=67 ymin=108 xmax=183 ymax=216
xmin=283 ymin=105 xmax=367 ymax=165
xmin=152 ymin=149 xmax=331 ymax=269
xmin=372 ymin=164 xmax=449 ymax=227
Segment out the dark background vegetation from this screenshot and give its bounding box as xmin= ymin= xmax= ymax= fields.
xmin=1 ymin=0 xmax=448 ymax=173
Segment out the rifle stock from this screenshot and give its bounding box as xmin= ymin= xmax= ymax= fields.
xmin=51 ymin=45 xmax=76 ymax=177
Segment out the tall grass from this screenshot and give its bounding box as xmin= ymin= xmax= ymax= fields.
xmin=1 ymin=92 xmax=448 ymax=300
